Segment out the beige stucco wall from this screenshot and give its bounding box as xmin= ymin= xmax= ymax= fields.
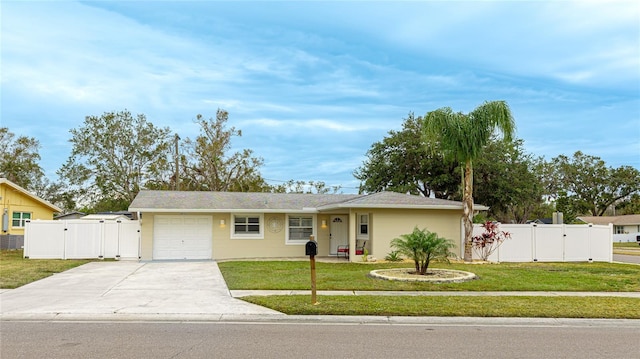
xmin=138 ymin=209 xmax=463 ymax=261
xmin=354 ymin=208 xmax=463 ymax=261
xmin=139 ymin=212 xmax=336 ymax=261
xmin=0 ymin=183 xmax=57 ymax=236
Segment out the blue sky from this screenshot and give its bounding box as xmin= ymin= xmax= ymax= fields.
xmin=2 ymin=1 xmax=639 ymax=194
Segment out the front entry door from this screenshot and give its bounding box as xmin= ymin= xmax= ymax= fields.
xmin=330 ymin=215 xmax=348 ymax=255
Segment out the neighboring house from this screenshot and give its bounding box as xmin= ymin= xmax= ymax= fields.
xmin=81 ymin=214 xmax=131 ymax=221
xmin=54 ymin=211 xmax=86 ymax=220
xmin=578 ymin=214 xmax=640 ymax=234
xmin=129 ymin=190 xmax=487 ymax=261
xmin=0 ymin=178 xmax=63 ymax=249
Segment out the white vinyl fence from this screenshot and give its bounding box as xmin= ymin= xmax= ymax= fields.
xmin=472 ymin=223 xmax=613 ymax=262
xmin=24 ymin=220 xmax=140 ymax=260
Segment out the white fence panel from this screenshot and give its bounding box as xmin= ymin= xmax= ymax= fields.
xmin=472 ymin=223 xmax=612 ymax=263
xmin=533 ymin=225 xmax=564 ymax=262
xmin=118 ymin=221 xmax=140 ymax=259
xmin=65 ymin=220 xmax=103 ymax=259
xmin=24 ymin=221 xmax=66 ymax=259
xmin=101 ymin=221 xmax=140 ymax=259
xmin=24 ymin=220 xmax=140 ymax=260
xmin=590 ymin=224 xmax=613 ymax=262
xmin=103 ymin=221 xmax=119 ymax=258
xmin=492 ymin=225 xmax=533 ymax=262
xmin=563 ymin=225 xmax=591 ymax=261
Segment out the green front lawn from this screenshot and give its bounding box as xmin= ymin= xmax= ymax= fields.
xmin=243 ymin=295 xmax=640 ymax=319
xmin=218 ymin=260 xmax=640 ymax=292
xmin=220 ymin=260 xmax=640 ymax=319
xmin=0 ymin=250 xmax=93 ymax=289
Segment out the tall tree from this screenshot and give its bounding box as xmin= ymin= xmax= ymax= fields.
xmin=423 ymin=101 xmax=515 ymax=261
xmin=269 ymin=180 xmax=341 ymax=194
xmin=0 ymin=127 xmax=44 ymax=190
xmin=474 ymin=138 xmax=544 ymax=223
xmin=58 ymin=110 xmax=172 ymax=210
xmin=354 ymin=113 xmax=459 ymax=198
xmin=551 ymin=151 xmax=640 ymax=216
xmin=181 ymin=109 xmax=268 ymax=192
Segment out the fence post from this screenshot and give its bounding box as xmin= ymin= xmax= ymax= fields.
xmin=532 ymin=223 xmax=537 ymax=262
xmin=99 ymin=220 xmax=105 ymax=259
xmin=24 ymin=220 xmax=30 ymax=258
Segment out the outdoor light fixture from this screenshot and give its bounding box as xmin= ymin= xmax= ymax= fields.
xmin=321 ymin=220 xmax=327 ymax=228
xmin=220 ymin=219 xmax=226 ymax=226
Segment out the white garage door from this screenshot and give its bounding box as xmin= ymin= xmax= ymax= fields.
xmin=153 ymin=215 xmax=212 ymax=260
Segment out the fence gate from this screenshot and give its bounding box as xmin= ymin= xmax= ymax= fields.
xmin=24 ymin=220 xmax=140 ymax=260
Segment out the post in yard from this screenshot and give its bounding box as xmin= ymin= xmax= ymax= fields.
xmin=305 ymin=235 xmax=319 ymax=305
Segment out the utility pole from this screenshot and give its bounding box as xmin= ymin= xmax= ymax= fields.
xmin=174 ymin=133 xmax=180 ymax=191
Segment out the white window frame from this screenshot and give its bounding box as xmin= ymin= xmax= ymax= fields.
xmin=231 ymin=213 xmax=264 ymax=239
xmin=12 ymin=212 xmax=31 ymax=228
xmin=357 ymin=213 xmax=369 ymax=240
xmin=286 ymin=214 xmax=316 ymax=245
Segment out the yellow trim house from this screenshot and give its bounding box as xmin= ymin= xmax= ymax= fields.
xmin=129 ymin=190 xmax=487 ymax=262
xmin=0 ymin=178 xmax=62 ymax=248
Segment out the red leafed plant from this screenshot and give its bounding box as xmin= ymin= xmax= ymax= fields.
xmin=471 ymin=221 xmax=511 ymax=261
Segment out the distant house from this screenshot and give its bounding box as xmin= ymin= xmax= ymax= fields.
xmin=81 ymin=214 xmax=131 ymax=221
xmin=129 ymin=190 xmax=488 ymax=261
xmin=54 ymin=211 xmax=85 ymax=220
xmin=0 ymin=178 xmax=63 ymax=249
xmin=578 ymin=215 xmax=640 ymax=234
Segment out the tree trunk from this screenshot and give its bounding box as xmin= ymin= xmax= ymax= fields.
xmin=463 ymin=160 xmax=474 ymax=262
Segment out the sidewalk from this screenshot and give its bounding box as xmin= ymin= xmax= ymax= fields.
xmin=230 ymin=290 xmax=640 ymax=298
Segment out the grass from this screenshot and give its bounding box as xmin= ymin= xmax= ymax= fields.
xmin=220 ymin=260 xmax=640 ymax=319
xmin=0 ymin=250 xmax=93 ymax=289
xmin=218 ymin=260 xmax=640 ymax=292
xmin=243 ymin=295 xmax=640 ymax=319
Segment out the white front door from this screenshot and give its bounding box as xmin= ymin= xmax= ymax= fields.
xmin=330 ymin=215 xmax=348 ymax=255
xmin=153 ymin=215 xmax=212 ymax=260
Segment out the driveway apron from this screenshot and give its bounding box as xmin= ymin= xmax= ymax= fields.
xmin=0 ymin=261 xmax=282 ymax=318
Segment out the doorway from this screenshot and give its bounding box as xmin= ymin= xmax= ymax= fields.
xmin=330 ymin=215 xmax=348 ymax=255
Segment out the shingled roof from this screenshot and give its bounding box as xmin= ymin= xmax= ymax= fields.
xmin=578 ymin=214 xmax=640 ymax=226
xmin=129 ymin=190 xmax=484 ymax=213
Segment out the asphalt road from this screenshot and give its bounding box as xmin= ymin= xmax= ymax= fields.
xmin=614 ymin=254 xmax=640 ymax=264
xmin=2 ymin=321 xmax=639 ymax=359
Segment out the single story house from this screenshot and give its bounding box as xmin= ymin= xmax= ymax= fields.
xmin=81 ymin=214 xmax=131 ymax=221
xmin=578 ymin=214 xmax=640 ymax=234
xmin=0 ymin=178 xmax=63 ymax=249
xmin=54 ymin=211 xmax=86 ymax=220
xmin=129 ymin=190 xmax=486 ymax=262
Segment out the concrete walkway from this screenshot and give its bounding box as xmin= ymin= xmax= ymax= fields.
xmin=0 ymin=261 xmax=283 ymax=321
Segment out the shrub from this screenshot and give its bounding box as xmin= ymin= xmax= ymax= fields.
xmin=384 ymin=250 xmax=404 ymax=262
xmin=390 ymin=227 xmax=455 ymax=275
xmin=472 ymin=221 xmax=511 ymax=261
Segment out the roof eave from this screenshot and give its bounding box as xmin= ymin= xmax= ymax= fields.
xmin=1 ymin=178 xmax=63 ymax=213
xmin=318 ymin=203 xmax=480 ymax=211
xmin=129 ymin=208 xmax=320 ymax=214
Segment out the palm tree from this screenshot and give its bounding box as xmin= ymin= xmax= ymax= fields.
xmin=423 ymin=101 xmax=515 ymax=262
xmin=390 ymin=227 xmax=455 ymax=275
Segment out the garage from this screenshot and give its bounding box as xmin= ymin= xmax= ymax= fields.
xmin=153 ymin=215 xmax=212 ymax=260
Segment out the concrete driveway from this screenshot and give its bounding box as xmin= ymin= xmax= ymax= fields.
xmin=0 ymin=261 xmax=282 ymax=321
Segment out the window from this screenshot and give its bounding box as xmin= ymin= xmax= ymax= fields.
xmin=357 ymin=214 xmax=369 ymax=240
xmin=287 ymin=215 xmax=315 ymax=243
xmin=12 ymin=212 xmax=31 ymax=227
xmin=232 ymin=214 xmax=263 ymax=238
xmin=614 ymin=226 xmax=625 ymax=234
